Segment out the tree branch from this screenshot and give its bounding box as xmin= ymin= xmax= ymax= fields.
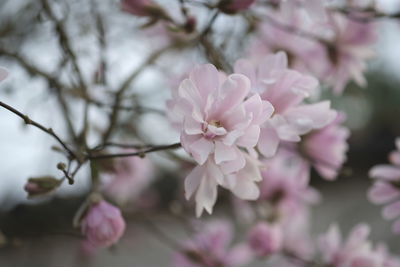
xmin=0 ymin=101 xmax=77 ymax=159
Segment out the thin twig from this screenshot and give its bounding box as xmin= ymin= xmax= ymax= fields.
xmin=0 ymin=48 xmax=78 ymax=143
xmin=88 ymin=142 xmax=181 ymax=159
xmin=0 ymin=101 xmax=77 ymax=159
xmin=101 ymin=44 xmax=174 ymax=143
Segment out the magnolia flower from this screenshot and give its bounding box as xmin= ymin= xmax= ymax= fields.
xmin=318 ymin=224 xmax=392 ymax=267
xmin=259 ymin=149 xmax=320 ymax=216
xmin=218 ymin=0 xmax=256 ymax=14
xmin=247 ymin=11 xmax=320 ymax=73
xmin=316 ymin=13 xmax=376 ymax=94
xmin=81 ymin=200 xmax=126 ymax=248
xmin=368 ymin=137 xmax=400 ymax=233
xmin=171 ymin=64 xmax=273 ymax=216
xmin=185 ymin=153 xmax=263 ymax=217
xmin=300 ymin=112 xmax=350 ymax=180
xmin=282 ymin=207 xmax=315 ymax=261
xmin=235 ymin=52 xmax=336 ymax=158
xmin=280 ymin=0 xmax=327 ymax=21
xmin=173 ymin=220 xmax=253 ymax=267
xmin=102 ymin=152 xmax=154 ymax=205
xmin=247 ymin=222 xmax=283 ymax=257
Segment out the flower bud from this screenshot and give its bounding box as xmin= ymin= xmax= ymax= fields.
xmin=24 ymin=176 xmax=62 ymax=198
xmin=81 ymin=200 xmax=126 ymax=248
xmin=248 ymin=222 xmax=283 ymax=257
xmin=218 ymin=0 xmax=256 ymax=14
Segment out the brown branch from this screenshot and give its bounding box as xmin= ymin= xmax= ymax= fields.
xmin=0 ymin=101 xmax=77 ymax=159
xmin=41 ymin=0 xmax=87 ymax=91
xmin=0 ymin=48 xmax=78 ymax=143
xmin=88 ymin=142 xmax=181 ymax=160
xmin=101 ymin=44 xmax=174 ymax=143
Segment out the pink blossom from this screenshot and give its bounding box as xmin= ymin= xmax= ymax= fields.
xmin=173 ymin=220 xmax=253 ymax=267
xmin=282 ymin=208 xmax=315 ymax=261
xmin=102 ymin=152 xmax=154 ymax=205
xmin=318 ymin=224 xmax=394 ymax=267
xmin=301 ymin=112 xmax=350 ymax=180
xmin=171 ymin=64 xmax=273 ymax=216
xmin=218 ymin=0 xmax=256 ymax=14
xmin=247 ymin=222 xmax=283 ymax=257
xmin=121 ymin=0 xmax=155 ymax=16
xmin=81 ymin=200 xmax=126 ymax=248
xmin=316 ymin=13 xmax=376 ymax=94
xmin=185 ymin=153 xmax=263 ymax=217
xmin=368 ymin=138 xmax=400 ymax=234
xmin=235 ymin=52 xmax=336 ymax=158
xmin=247 ymin=11 xmax=321 ymax=73
xmin=259 ymin=149 xmax=319 ymax=216
xmin=280 ymin=0 xmax=327 ymax=21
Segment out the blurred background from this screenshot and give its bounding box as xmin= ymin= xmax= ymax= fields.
xmin=1 ymin=0 xmax=400 ymax=266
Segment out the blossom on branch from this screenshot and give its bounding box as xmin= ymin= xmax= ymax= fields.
xmin=81 ymin=200 xmax=126 ymax=248
xmin=170 ymin=64 xmax=273 ymax=216
xmin=368 ymin=138 xmax=400 ymax=234
xmin=235 ymin=52 xmax=336 ymax=158
xmin=318 ymin=223 xmax=399 ymax=266
xmin=173 ymin=220 xmax=253 ymax=267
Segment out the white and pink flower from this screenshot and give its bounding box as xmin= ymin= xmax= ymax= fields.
xmin=173 ymin=220 xmax=253 ymax=267
xmin=235 ymin=52 xmax=337 ymax=158
xmin=171 ymin=64 xmax=274 ymax=216
xmin=81 ymin=200 xmax=126 ymax=248
xmin=368 ymin=137 xmax=400 ymax=233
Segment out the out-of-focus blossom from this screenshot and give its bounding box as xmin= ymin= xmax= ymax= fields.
xmin=218 ymin=0 xmax=256 ymax=14
xmin=235 ymin=52 xmax=336 ymax=158
xmin=280 ymin=0 xmax=327 ymax=21
xmin=316 ymin=13 xmax=376 ymax=94
xmin=318 ymin=223 xmax=395 ymax=266
xmin=259 ymin=149 xmax=319 ymax=217
xmin=173 ymin=220 xmax=253 ymax=267
xmin=102 ymin=152 xmax=154 ymax=206
xmin=121 ymin=0 xmax=162 ymax=17
xmin=368 ymin=137 xmax=400 ymax=233
xmin=170 ymin=64 xmax=273 ymax=216
xmin=247 ymin=222 xmax=283 ymax=257
xmin=300 ymin=112 xmax=350 ymax=180
xmin=281 ymin=207 xmax=315 ymax=260
xmin=81 ymin=200 xmax=126 ymax=248
xmin=247 ymin=11 xmax=320 ymax=73
xmin=0 ymin=67 xmax=8 ymax=81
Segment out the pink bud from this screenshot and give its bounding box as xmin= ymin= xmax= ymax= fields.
xmin=81 ymin=200 xmax=126 ymax=248
xmin=248 ymin=222 xmax=282 ymax=257
xmin=218 ymin=0 xmax=256 ymax=14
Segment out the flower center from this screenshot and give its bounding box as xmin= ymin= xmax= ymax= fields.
xmin=209 ymin=119 xmax=221 ymax=128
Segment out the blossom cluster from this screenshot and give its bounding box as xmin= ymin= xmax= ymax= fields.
xmin=1 ymin=0 xmax=398 ymax=265
xmin=169 ymin=51 xmax=348 ymax=217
